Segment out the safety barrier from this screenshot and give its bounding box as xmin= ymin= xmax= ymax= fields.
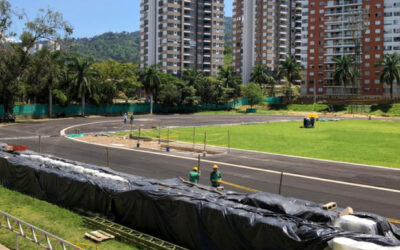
xmin=0 ymin=97 xmax=283 ymax=117
xmin=128 ymin=127 xmax=231 ymax=154
xmin=1 ymin=149 xmax=398 ymax=249
xmin=0 ymin=210 xmax=80 ymax=250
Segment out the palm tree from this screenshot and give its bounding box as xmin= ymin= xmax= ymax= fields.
xmin=376 ymin=53 xmax=400 ymax=100
xmin=332 ymin=55 xmax=356 ymax=95
xmin=68 ymin=57 xmax=99 ymax=116
xmin=140 ymin=65 xmax=162 ymax=114
xmin=265 ymin=75 xmax=277 ymax=97
xmin=182 ymin=68 xmax=202 ymax=87
xmin=250 ymin=64 xmax=269 ymax=85
xmin=278 ymin=56 xmax=302 ymax=103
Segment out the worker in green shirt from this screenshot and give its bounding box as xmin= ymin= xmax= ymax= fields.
xmin=189 ymin=167 xmax=201 ymax=184
xmin=130 ymin=114 xmax=134 ymax=125
xmin=210 ymin=165 xmax=221 ymax=187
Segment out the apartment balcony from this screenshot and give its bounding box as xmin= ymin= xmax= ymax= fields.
xmin=325 ymin=9 xmax=362 ymax=16
xmin=325 ymin=0 xmax=362 ymax=8
xmin=325 ymin=35 xmax=357 ymax=40
xmin=325 ymin=42 xmax=357 ymax=48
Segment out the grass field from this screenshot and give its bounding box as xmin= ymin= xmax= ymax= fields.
xmin=119 ymin=120 xmax=400 ymax=168
xmin=194 ymin=103 xmax=400 ymax=117
xmin=0 ymin=186 xmax=136 ymax=250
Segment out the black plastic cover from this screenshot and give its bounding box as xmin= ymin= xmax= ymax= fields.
xmin=0 ymin=149 xmax=399 ymax=250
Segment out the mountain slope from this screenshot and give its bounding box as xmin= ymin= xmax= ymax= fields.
xmin=65 ymin=31 xmax=140 ymax=63
xmin=64 ymin=17 xmax=233 ymax=64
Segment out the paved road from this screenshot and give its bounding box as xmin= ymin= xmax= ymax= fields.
xmin=1 ymin=115 xmax=399 ymax=222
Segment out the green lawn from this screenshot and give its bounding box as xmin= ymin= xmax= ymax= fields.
xmin=119 ymin=120 xmax=400 ymax=168
xmin=194 ymin=103 xmax=400 ymax=117
xmin=0 ymin=186 xmax=136 ymax=250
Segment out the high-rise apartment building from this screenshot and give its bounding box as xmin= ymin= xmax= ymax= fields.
xmin=232 ymin=0 xmax=302 ymax=83
xmin=302 ymin=0 xmax=400 ymax=98
xmin=140 ymin=0 xmax=225 ymax=77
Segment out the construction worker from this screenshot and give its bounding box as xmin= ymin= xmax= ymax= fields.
xmin=189 ymin=167 xmax=201 ymax=184
xmin=123 ymin=113 xmax=127 ymax=124
xmin=130 ymin=113 xmax=134 ymax=125
xmin=210 ymin=165 xmax=221 ymax=187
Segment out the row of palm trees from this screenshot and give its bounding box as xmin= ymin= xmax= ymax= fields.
xmin=249 ymin=56 xmax=302 ymax=103
xmin=249 ymin=53 xmax=400 ymax=102
xmin=72 ymin=53 xmax=400 ymax=116
xmin=328 ymin=53 xmax=400 ymax=99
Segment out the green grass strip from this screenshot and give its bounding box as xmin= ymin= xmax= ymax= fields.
xmin=0 ymin=185 xmax=137 ymax=250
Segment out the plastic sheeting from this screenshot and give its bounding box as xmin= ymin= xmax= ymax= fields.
xmin=0 ymin=149 xmax=399 ymax=250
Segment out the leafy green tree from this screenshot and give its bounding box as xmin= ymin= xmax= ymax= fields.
xmin=182 ymin=68 xmax=203 ymax=87
xmin=250 ymin=65 xmax=277 ymax=97
xmin=0 ymin=3 xmax=72 ymax=119
xmin=24 ymin=48 xmax=64 ymax=117
xmin=242 ymin=83 xmax=264 ymax=109
xmin=375 ymin=53 xmax=400 ymax=100
xmin=218 ymin=66 xmax=242 ymax=107
xmin=158 ymin=75 xmax=181 ymax=107
xmin=332 ymin=55 xmax=357 ymax=95
xmin=139 ymin=65 xmax=162 ymax=114
xmin=278 ymin=56 xmax=302 ymax=103
xmin=68 ymin=57 xmax=99 ymax=116
xmin=92 ymin=60 xmax=141 ymax=103
xmin=0 ymin=0 xmax=13 ymax=42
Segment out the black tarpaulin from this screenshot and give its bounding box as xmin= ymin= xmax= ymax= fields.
xmin=0 ymin=149 xmax=399 ymax=250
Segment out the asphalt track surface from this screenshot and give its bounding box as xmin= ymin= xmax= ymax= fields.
xmin=0 ymin=115 xmax=399 ymax=223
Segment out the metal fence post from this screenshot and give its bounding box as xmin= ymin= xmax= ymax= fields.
xmin=166 ymin=128 xmax=170 ymax=152
xmin=158 ymin=125 xmax=161 ymax=144
xmin=279 ymin=172 xmax=284 ymax=195
xmin=192 ymin=127 xmax=196 ymax=151
xmin=203 ymin=131 xmax=207 ymax=154
xmin=198 ymin=154 xmax=201 ymax=169
xmin=137 ymin=128 xmax=141 ymax=148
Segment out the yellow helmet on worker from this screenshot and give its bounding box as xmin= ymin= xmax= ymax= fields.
xmin=213 ymin=164 xmax=218 ymax=169
xmin=193 ymin=167 xmax=199 ymax=172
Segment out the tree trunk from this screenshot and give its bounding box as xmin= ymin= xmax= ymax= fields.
xmin=150 ymin=93 xmax=153 ymax=114
xmin=288 ymin=81 xmax=292 ymax=104
xmin=49 ymin=88 xmax=53 ymax=118
xmin=390 ymin=82 xmax=393 ymax=100
xmin=81 ymin=94 xmax=85 ymax=117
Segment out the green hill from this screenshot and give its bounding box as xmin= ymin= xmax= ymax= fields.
xmin=65 ymin=31 xmax=140 ymax=63
xmin=64 ymin=17 xmax=232 ymax=64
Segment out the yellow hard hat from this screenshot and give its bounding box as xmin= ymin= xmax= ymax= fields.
xmin=213 ymin=165 xmax=218 ymax=169
xmin=193 ymin=167 xmax=199 ymax=171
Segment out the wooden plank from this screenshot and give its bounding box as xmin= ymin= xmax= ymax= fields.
xmin=84 ymin=232 xmax=102 ymax=242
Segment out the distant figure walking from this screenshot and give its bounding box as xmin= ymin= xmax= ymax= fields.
xmin=189 ymin=167 xmax=201 ymax=184
xmin=130 ymin=113 xmax=134 ymax=125
xmin=123 ymin=113 xmax=127 ymax=124
xmin=210 ymin=165 xmax=222 ymax=187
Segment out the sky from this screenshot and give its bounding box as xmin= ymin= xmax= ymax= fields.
xmin=10 ymin=0 xmax=233 ymax=38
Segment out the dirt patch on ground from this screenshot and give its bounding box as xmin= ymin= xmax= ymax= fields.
xmin=78 ymin=134 xmax=164 ymax=150
xmin=76 ymin=134 xmax=226 ymax=155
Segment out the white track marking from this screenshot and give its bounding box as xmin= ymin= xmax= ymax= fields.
xmin=63 ymin=134 xmax=400 ymax=194
xmin=60 ymin=120 xmax=400 ymax=172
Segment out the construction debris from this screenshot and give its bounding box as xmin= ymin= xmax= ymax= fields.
xmin=85 ymin=230 xmax=115 ymax=242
